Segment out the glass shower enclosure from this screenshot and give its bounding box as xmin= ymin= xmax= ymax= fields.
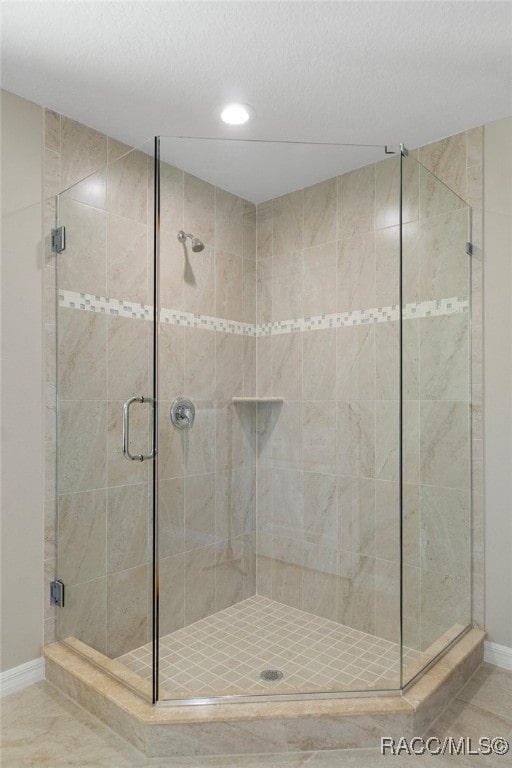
xmin=54 ymin=137 xmax=472 ymax=704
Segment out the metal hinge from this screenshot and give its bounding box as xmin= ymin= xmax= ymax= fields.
xmin=466 ymin=242 xmax=473 ymax=256
xmin=50 ymin=579 xmax=65 ymax=607
xmin=51 ymin=226 xmax=66 ymax=253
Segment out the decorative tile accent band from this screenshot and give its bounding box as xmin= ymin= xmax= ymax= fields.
xmin=58 ymin=289 xmax=469 ymax=335
xmin=160 ymin=308 xmax=254 ymax=336
xmin=58 ymin=290 xmax=152 ymax=320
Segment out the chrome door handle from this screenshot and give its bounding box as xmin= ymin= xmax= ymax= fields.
xmin=122 ymin=396 xmax=156 ymax=461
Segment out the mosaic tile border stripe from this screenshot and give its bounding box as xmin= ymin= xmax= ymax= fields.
xmin=58 ymin=289 xmax=469 ymax=335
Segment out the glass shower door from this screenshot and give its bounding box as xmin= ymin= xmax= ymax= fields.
xmin=54 ymin=140 xmax=157 ymax=698
xmin=401 ymin=152 xmax=472 ymax=685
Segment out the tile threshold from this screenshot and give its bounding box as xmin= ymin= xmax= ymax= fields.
xmin=44 ymin=628 xmax=484 ymax=757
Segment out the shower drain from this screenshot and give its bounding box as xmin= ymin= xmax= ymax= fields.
xmin=260 ymin=669 xmax=284 ymax=681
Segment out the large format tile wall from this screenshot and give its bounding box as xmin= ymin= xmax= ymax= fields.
xmin=156 ymin=168 xmax=257 ymax=637
xmin=254 ymin=131 xmax=482 ymax=658
xmin=43 ymin=114 xmax=257 ymax=657
xmin=254 ymin=160 xmax=405 ymax=643
xmin=43 ymin=113 xmax=483 ymax=666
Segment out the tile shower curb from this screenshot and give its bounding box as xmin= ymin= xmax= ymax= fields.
xmin=44 ymin=628 xmax=484 ymax=757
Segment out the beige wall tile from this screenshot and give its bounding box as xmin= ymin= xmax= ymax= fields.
xmin=303 ymin=328 xmax=336 ymax=401
xmin=106 ymin=149 xmax=148 ymax=223
xmin=215 ymin=250 xmax=243 ymax=320
xmin=158 ymin=477 xmax=185 ymax=557
xmin=337 ymin=233 xmax=376 ymax=311
xmin=215 ymin=468 xmax=255 ymax=541
xmin=215 ymin=332 xmax=244 ymax=400
xmin=375 ymin=559 xmax=400 ymax=644
xmin=272 ymin=401 xmax=303 ymax=471
xmin=272 ymin=468 xmax=303 ymax=538
xmin=338 ymin=165 xmax=375 ymax=239
xmin=420 ymin=486 xmax=470 ymax=578
xmin=303 ymin=401 xmax=337 ymax=475
xmin=107 ymin=316 xmax=149 ymax=402
xmin=375 ymin=157 xmax=400 ymax=230
xmin=215 ymin=537 xmax=245 ymax=611
xmin=420 ymin=571 xmax=471 ymax=650
xmin=184 ymin=545 xmax=216 ymax=624
xmin=338 ymin=476 xmax=375 ymax=556
xmin=403 ymin=564 xmax=421 ymax=651
xmin=58 ymin=401 xmax=107 ymax=494
xmin=107 ymin=565 xmax=148 ymax=657
xmin=59 ymin=578 xmax=107 ymax=654
xmin=158 ymin=323 xmax=184 ymax=401
xmin=271 ymin=538 xmax=303 ymax=609
xmin=303 ymin=543 xmax=338 ymax=620
xmin=159 ymin=162 xmax=184 ymax=233
xmin=184 ymin=173 xmax=215 ymax=248
xmin=303 ymin=471 xmax=337 ymax=548
xmin=216 ymin=401 xmax=254 ymax=472
xmin=107 ymin=483 xmax=149 ymax=573
xmin=57 ymin=199 xmax=106 ymax=295
xmin=375 ymin=401 xmax=399 ymax=482
xmin=58 ymin=489 xmax=106 ymax=585
xmin=106 ymin=213 xmax=148 ymax=303
xmin=256 ymin=200 xmax=273 ymax=260
xmin=159 ymin=554 xmax=185 ymax=636
xmin=419 ymin=314 xmax=470 ymax=401
xmin=184 ymin=473 xmax=215 ymax=549
xmin=419 ymin=209 xmax=469 ymax=301
xmin=183 ymin=245 xmax=215 ymax=315
xmin=303 ymin=177 xmax=337 ymax=247
xmin=337 ymin=552 xmax=375 ymax=634
xmin=256 ymin=256 xmax=272 ymax=323
xmin=374 ymin=479 xmax=399 ymax=561
xmin=183 ymin=402 xmax=216 ymax=475
xmin=272 ymin=333 xmax=303 ymax=401
xmin=160 ymin=235 xmax=185 ymax=311
xmin=420 ymin=400 xmax=470 ymax=489
xmin=242 ymin=257 xmax=256 ymax=324
xmin=302 ymin=242 xmax=337 ymax=316
xmin=375 ymin=226 xmax=400 ymax=307
xmin=61 ymin=117 xmax=107 ymax=189
xmin=58 ymin=309 xmax=107 ymax=400
xmin=44 ymin=108 xmax=61 ymax=152
xmin=336 ymin=325 xmax=375 ymax=401
xmin=215 ymin=187 xmax=243 ymax=254
xmin=64 ymin=167 xmax=106 ymax=209
xmin=272 ymin=252 xmax=302 ymax=320
xmin=337 ymin=400 xmax=375 ymax=478
xmin=273 ymin=189 xmax=303 ymax=255
xmin=242 ymin=200 xmax=256 ymax=261
xmin=184 ymin=328 xmax=215 ymax=400
xmin=107 ymin=137 xmax=132 ymax=164
xmin=375 ymin=321 xmax=399 ymax=401
xmin=419 ymin=133 xmax=467 ymax=200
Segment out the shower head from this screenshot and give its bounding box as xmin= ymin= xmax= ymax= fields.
xmin=177 ymin=230 xmax=205 ymax=252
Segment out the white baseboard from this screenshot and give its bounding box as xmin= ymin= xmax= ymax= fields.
xmin=0 ymin=657 xmax=45 ymax=698
xmin=484 ymin=641 xmax=512 ymax=671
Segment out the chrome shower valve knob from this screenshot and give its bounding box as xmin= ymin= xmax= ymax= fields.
xmin=170 ymin=397 xmax=195 ymax=429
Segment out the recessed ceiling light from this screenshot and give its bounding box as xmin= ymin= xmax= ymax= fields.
xmin=220 ymin=103 xmax=252 ymax=125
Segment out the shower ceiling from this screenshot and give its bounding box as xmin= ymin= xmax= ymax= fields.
xmin=1 ymin=1 xmax=511 ymax=199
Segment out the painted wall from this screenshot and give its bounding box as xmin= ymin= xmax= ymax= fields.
xmin=0 ymin=90 xmax=44 ymax=671
xmin=484 ymin=117 xmax=512 ymax=648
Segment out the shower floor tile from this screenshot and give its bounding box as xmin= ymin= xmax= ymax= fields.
xmin=117 ymin=595 xmax=421 ymax=698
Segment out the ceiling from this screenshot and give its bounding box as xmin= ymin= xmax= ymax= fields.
xmin=1 ymin=1 xmax=511 ymax=201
